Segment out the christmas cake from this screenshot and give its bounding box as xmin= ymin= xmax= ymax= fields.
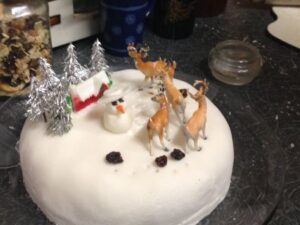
xmin=20 ymin=68 xmax=234 ymax=225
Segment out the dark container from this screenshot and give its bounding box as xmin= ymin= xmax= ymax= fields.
xmin=100 ymin=0 xmax=155 ymax=56
xmin=196 ymin=0 xmax=228 ymax=17
xmin=149 ymin=0 xmax=197 ymax=39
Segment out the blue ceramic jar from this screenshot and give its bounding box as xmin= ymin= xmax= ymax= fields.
xmin=100 ymin=0 xmax=155 ymax=56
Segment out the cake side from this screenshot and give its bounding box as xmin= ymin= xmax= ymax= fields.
xmin=20 ymin=69 xmax=234 ymax=225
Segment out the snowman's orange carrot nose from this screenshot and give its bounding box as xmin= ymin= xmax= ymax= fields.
xmin=116 ymin=105 xmax=125 ymax=113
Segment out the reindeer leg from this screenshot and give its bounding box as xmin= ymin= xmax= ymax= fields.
xmin=173 ymin=105 xmax=184 ymax=125
xmin=203 ymin=119 xmax=207 ymax=140
xmin=200 ymin=120 xmax=208 ymax=140
xmin=165 ymin=124 xmax=171 ymax=142
xmin=149 ymin=76 xmax=155 ymax=88
xmin=159 ymin=128 xmax=169 ymax=152
xmin=144 ymin=74 xmax=148 ymax=82
xmin=194 ymin=135 xmax=202 ymax=151
xmin=180 ymin=106 xmax=186 ymax=124
xmin=202 ymin=126 xmax=207 ymax=140
xmin=182 ymin=126 xmax=189 ymax=153
xmin=139 ymin=76 xmax=148 ymax=90
xmin=180 ymin=103 xmax=186 ymax=124
xmin=144 ymin=75 xmax=153 ymax=89
xmin=148 ymin=129 xmax=154 ymax=156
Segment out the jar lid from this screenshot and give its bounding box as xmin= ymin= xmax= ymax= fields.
xmin=214 ymin=40 xmax=261 ymax=66
xmin=209 ymin=40 xmax=262 ymax=85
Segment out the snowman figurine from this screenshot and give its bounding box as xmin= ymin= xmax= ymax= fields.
xmin=102 ymin=87 xmax=133 ymax=133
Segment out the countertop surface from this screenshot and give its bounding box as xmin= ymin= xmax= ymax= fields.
xmin=0 ymin=0 xmax=299 ymax=224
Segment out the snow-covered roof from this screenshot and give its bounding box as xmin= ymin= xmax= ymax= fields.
xmin=69 ymin=70 xmax=109 ymax=101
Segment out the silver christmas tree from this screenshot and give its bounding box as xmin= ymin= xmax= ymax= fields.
xmin=26 ymin=58 xmax=72 ymax=135
xmin=47 ymin=79 xmax=72 ymax=135
xmin=89 ymin=39 xmax=108 ymax=75
xmin=26 ymin=77 xmax=45 ymax=121
xmin=39 ymin=58 xmax=62 ymax=113
xmin=64 ymin=44 xmax=89 ymax=85
xmin=26 ymin=58 xmax=59 ymax=122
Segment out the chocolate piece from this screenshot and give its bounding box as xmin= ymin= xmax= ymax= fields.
xmin=106 ymin=152 xmax=124 ymax=164
xmin=155 ymin=155 xmax=168 ymax=167
xmin=3 ymin=55 xmax=16 ymax=71
xmin=8 ymin=28 xmax=18 ymax=36
xmin=24 ymin=15 xmax=40 ymax=30
xmin=23 ymin=42 xmax=33 ymax=52
xmin=29 ymin=58 xmax=40 ymax=69
xmin=11 ymin=46 xmax=26 ymax=58
xmin=4 ymin=38 xmax=17 ymax=46
xmin=171 ymin=149 xmax=185 ymax=160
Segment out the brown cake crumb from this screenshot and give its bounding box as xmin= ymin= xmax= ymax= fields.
xmin=106 ymin=152 xmax=123 ymax=164
xmin=171 ymin=149 xmax=185 ymax=160
xmin=155 ymin=155 xmax=168 ymax=167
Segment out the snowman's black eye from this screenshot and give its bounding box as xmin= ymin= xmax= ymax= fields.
xmin=111 ymin=101 xmax=118 ymax=106
xmin=118 ymin=98 xmax=124 ymax=103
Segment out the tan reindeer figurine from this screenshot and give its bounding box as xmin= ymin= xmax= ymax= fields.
xmin=183 ymin=80 xmax=209 ymax=152
xmin=127 ymin=43 xmax=167 ymax=84
xmin=147 ymin=94 xmax=170 ymax=156
xmin=159 ymin=62 xmax=187 ymax=124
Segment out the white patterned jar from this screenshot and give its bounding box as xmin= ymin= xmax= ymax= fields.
xmin=100 ymin=0 xmax=155 ymax=56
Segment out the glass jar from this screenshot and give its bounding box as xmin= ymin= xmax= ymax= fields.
xmin=0 ymin=0 xmax=51 ymax=96
xmin=208 ymin=40 xmax=263 ymax=86
xmin=149 ymin=0 xmax=196 ymax=39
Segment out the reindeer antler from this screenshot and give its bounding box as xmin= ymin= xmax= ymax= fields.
xmin=169 ymin=60 xmax=176 ymax=69
xmin=127 ymin=43 xmax=137 ymax=51
xmin=140 ymin=43 xmax=150 ymax=52
xmin=139 ymin=44 xmax=150 ymax=58
xmin=193 ymin=80 xmax=204 ymax=87
xmin=160 ymin=63 xmax=170 ymax=75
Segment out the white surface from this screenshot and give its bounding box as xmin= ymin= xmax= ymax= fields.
xmin=49 ymin=0 xmax=100 ymax=47
xmin=20 ymin=70 xmax=234 ymax=225
xmin=268 ymin=7 xmax=300 ymax=49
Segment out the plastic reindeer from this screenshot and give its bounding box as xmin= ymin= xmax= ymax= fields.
xmin=183 ymin=80 xmax=209 ymax=152
xmin=147 ymin=94 xmax=170 ymax=156
xmin=166 ymin=60 xmax=176 ymax=81
xmin=127 ymin=43 xmax=167 ymax=84
xmin=159 ymin=62 xmax=187 ymax=124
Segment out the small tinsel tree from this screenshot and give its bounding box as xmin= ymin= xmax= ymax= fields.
xmin=38 ymin=58 xmax=62 ymax=114
xmin=26 ymin=58 xmax=60 ymax=122
xmin=64 ymin=44 xmax=89 ymax=85
xmin=89 ymin=39 xmax=109 ymax=75
xmin=47 ymin=79 xmax=72 ymax=135
xmin=26 ymin=77 xmax=45 ymax=121
xmin=26 ymin=58 xmax=72 ymax=135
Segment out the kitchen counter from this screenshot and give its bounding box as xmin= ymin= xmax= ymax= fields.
xmin=0 ymin=0 xmax=299 ymax=224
